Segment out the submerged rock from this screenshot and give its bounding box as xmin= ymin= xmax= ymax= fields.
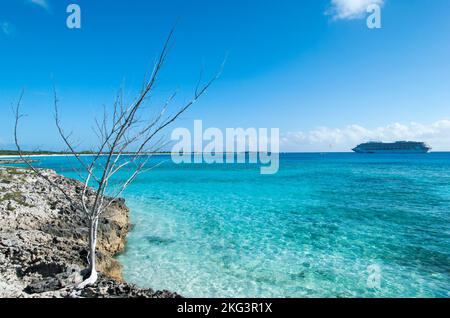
xmin=0 ymin=159 xmax=39 ymax=165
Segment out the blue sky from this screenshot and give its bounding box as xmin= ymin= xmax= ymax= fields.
xmin=1 ymin=0 xmax=450 ymax=151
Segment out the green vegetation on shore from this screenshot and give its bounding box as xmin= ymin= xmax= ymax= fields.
xmin=0 ymin=168 xmax=34 ymax=210
xmin=0 ymin=150 xmax=95 ymax=156
xmin=0 ymin=167 xmax=27 ymax=183
xmin=0 ymin=150 xmax=173 ymax=156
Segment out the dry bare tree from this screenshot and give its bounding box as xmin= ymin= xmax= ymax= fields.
xmin=13 ymin=29 xmax=222 ymax=288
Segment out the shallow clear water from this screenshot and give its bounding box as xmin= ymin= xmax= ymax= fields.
xmin=22 ymin=153 xmax=450 ymax=297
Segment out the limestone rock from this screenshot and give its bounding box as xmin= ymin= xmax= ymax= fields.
xmin=0 ymin=166 xmax=179 ymax=298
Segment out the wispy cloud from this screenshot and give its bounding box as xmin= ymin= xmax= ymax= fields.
xmin=282 ymin=120 xmax=450 ymax=152
xmin=1 ymin=22 xmax=15 ymax=36
xmin=28 ymin=0 xmax=50 ymax=11
xmin=326 ymin=0 xmax=384 ymax=20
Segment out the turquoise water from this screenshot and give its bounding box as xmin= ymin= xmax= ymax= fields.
xmin=22 ymin=153 xmax=450 ymax=297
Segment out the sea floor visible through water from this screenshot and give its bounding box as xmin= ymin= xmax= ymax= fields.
xmin=17 ymin=153 xmax=450 ymax=297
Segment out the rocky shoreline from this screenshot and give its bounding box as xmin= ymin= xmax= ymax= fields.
xmin=0 ymin=166 xmax=180 ymax=298
xmin=0 ymin=159 xmax=38 ymax=164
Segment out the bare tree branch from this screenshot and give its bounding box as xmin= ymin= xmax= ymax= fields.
xmin=13 ymin=28 xmax=222 ymax=289
xmin=14 ymin=91 xmax=78 ymax=207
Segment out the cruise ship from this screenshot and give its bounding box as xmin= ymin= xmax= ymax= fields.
xmin=352 ymin=141 xmax=431 ymax=154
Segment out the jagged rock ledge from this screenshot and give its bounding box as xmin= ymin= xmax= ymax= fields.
xmin=0 ymin=166 xmax=180 ymax=298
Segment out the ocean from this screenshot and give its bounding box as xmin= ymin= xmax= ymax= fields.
xmin=22 ymin=153 xmax=450 ymax=297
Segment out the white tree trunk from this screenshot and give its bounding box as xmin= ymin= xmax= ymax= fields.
xmin=77 ymin=217 xmax=99 ymax=288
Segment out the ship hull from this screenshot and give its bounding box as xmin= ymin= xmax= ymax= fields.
xmin=353 ymin=149 xmax=430 ymax=154
xmin=352 ymin=141 xmax=431 ymax=154
xmin=353 ymin=141 xmax=431 ymax=154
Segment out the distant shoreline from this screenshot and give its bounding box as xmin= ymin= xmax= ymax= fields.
xmin=0 ymin=154 xmax=95 ymax=158
xmin=0 ymin=153 xmax=173 ymax=159
xmin=1 ymin=151 xmax=448 ymax=159
xmin=0 ymin=153 xmax=325 ymax=159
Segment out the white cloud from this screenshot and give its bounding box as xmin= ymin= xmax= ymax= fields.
xmin=327 ymin=0 xmax=384 ymax=20
xmin=28 ymin=0 xmax=50 ymax=11
xmin=282 ymin=120 xmax=450 ymax=152
xmin=1 ymin=22 xmax=15 ymax=36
